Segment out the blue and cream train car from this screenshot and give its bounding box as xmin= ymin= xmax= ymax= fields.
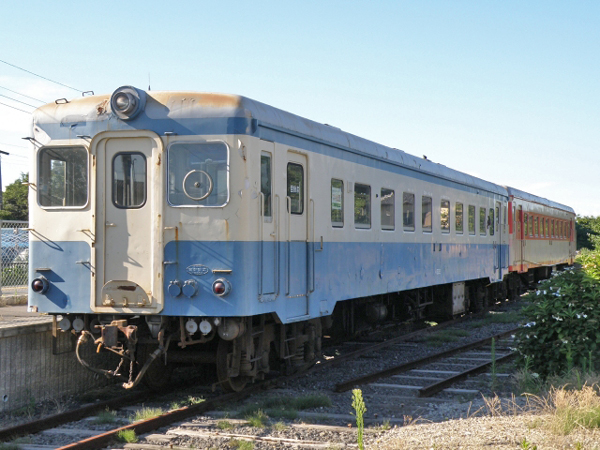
xmin=27 ymin=86 xmax=575 ymax=390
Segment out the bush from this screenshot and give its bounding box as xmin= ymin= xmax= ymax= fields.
xmin=516 ymin=262 xmax=600 ymax=378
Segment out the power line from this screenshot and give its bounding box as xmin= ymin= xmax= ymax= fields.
xmin=0 ymin=58 xmax=82 ymax=93
xmin=0 ymin=85 xmax=45 ymax=103
xmin=0 ymin=93 xmax=37 ymax=109
xmin=0 ymin=142 xmax=27 ymax=148
xmin=0 ymin=101 xmax=31 ymax=114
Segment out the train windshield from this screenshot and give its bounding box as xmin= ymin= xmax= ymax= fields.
xmin=167 ymin=142 xmax=228 ymax=207
xmin=38 ymin=146 xmax=88 ymax=208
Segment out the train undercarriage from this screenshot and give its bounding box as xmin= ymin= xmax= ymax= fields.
xmin=73 ymin=266 xmax=566 ymax=391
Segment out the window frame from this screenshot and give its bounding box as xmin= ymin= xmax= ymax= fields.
xmin=354 ymin=183 xmax=371 ymax=229
xmin=37 ymin=145 xmax=90 ymax=210
xmin=331 ymin=178 xmax=344 ymax=228
xmin=422 ymin=196 xmax=433 ymax=233
xmin=260 ymin=152 xmax=272 ymax=222
xmin=287 ymin=162 xmax=305 ymax=215
xmin=402 ymin=192 xmax=415 ymax=232
xmin=440 ymin=199 xmax=450 ymax=233
xmin=112 ymin=152 xmax=147 ymax=209
xmin=468 ymin=205 xmax=476 ymax=235
xmin=166 ymin=140 xmax=230 ymax=208
xmin=380 ymin=188 xmax=395 ymax=231
xmin=455 ymin=202 xmax=464 ymax=234
xmin=479 ymin=207 xmax=487 ymax=236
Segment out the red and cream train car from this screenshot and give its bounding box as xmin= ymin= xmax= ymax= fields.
xmin=506 ymin=186 xmax=576 ymax=281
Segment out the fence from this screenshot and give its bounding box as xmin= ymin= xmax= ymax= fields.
xmin=0 ymin=220 xmax=29 ymax=297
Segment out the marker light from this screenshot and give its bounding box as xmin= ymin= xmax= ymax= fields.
xmin=212 ymin=278 xmax=232 ymax=297
xmin=31 ymin=276 xmax=49 ymax=294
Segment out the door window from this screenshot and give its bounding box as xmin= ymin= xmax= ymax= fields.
xmin=422 ymin=196 xmax=432 ymax=232
xmin=112 ymin=153 xmax=146 ymax=208
xmin=261 ymin=153 xmax=272 ymax=219
xmin=287 ymin=163 xmax=304 ymax=214
xmin=403 ymin=192 xmax=415 ymax=231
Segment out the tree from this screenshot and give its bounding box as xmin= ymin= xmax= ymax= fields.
xmin=576 ymin=215 xmax=600 ymax=251
xmin=0 ymin=173 xmax=28 ymax=221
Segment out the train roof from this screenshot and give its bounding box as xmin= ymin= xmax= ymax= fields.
xmin=33 ymin=88 xmax=573 ymax=212
xmin=504 ymin=186 xmax=575 ymax=214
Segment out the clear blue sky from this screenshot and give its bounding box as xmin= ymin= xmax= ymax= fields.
xmin=1 ymin=1 xmax=598 ymax=215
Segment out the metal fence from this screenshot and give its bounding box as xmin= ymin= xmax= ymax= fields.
xmin=0 ymin=220 xmax=29 ymax=295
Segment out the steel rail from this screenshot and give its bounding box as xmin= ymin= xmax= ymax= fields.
xmin=418 ymin=352 xmax=516 ymax=397
xmin=0 ymin=391 xmax=151 ymax=443
xmin=334 ymin=328 xmax=518 ymax=392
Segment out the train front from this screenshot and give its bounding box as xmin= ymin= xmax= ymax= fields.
xmin=28 ymin=86 xmax=257 ymax=390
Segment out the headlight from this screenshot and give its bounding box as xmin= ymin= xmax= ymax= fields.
xmin=110 ymin=86 xmax=146 ymax=120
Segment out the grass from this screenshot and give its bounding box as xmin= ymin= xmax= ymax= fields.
xmin=228 ymin=440 xmax=254 ymax=449
xmin=545 ymin=385 xmax=600 ymax=435
xmin=217 ymin=419 xmax=235 ymax=430
xmin=237 ymin=393 xmax=332 ymax=422
xmin=245 ymin=409 xmax=268 ymax=428
xmin=130 ymin=406 xmax=164 ymax=422
xmin=466 ymin=310 xmax=523 ymax=329
xmin=421 ymin=329 xmax=470 ymax=346
xmin=170 ymin=395 xmax=204 ymax=410
xmin=272 ymin=421 xmax=287 ymax=431
xmin=116 ymin=429 xmax=138 ymax=443
xmin=93 ymin=408 xmax=117 ymax=424
xmin=0 ymin=444 xmax=22 ymax=450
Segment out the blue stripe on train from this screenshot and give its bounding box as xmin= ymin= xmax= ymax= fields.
xmin=29 ymin=239 xmax=508 ymax=322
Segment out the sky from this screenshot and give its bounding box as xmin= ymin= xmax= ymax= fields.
xmin=0 ymin=1 xmax=598 ymax=215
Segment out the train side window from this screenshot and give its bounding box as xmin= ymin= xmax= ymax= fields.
xmin=422 ymin=196 xmax=432 ymax=233
xmin=331 ymin=179 xmax=344 ymax=227
xmin=468 ymin=205 xmax=476 ymax=235
xmin=168 ymin=142 xmax=229 ymax=207
xmin=479 ymin=207 xmax=487 ymax=236
xmin=403 ymin=192 xmax=415 ymax=231
xmin=455 ymin=202 xmax=464 ymax=234
xmin=440 ymin=200 xmax=450 ymax=233
xmin=524 ymin=213 xmax=529 ymax=237
xmin=261 ymin=153 xmax=272 ymax=219
xmin=546 ymin=218 xmax=549 ymax=237
xmin=529 ymin=215 xmax=534 ymax=237
xmin=535 ymin=217 xmax=539 ymax=237
xmin=489 ymin=208 xmax=495 ymax=236
xmin=354 ymin=183 xmax=371 ymax=229
xmin=38 ymin=146 xmax=88 ymax=208
xmin=551 ymin=219 xmax=555 ymax=237
xmin=495 ymin=204 xmax=500 ymax=233
xmin=381 ymin=188 xmax=395 ymax=231
xmin=287 ymin=163 xmax=304 ymax=215
xmin=112 ymin=153 xmax=146 ymax=208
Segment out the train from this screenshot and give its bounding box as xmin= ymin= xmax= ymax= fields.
xmin=27 ymin=86 xmax=576 ymax=391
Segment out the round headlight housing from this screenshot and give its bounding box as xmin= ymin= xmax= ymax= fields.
xmin=31 ymin=276 xmax=49 ymax=294
xmin=110 ymin=86 xmax=146 ymax=120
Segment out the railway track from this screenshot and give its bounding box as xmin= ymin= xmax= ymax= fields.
xmin=1 ymin=304 xmax=523 ymax=449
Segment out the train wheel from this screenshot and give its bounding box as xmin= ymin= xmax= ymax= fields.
xmin=216 ymin=339 xmax=247 ymax=392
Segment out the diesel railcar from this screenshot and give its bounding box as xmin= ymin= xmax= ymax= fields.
xmin=27 ymin=86 xmax=576 ymax=390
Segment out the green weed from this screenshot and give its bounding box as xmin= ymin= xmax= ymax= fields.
xmin=245 ymin=409 xmax=268 ymax=428
xmin=351 ymin=389 xmax=367 ymax=450
xmin=93 ymin=408 xmax=117 ymax=424
xmin=116 ymin=429 xmax=138 ymax=443
xmin=131 ymin=406 xmax=164 ymax=422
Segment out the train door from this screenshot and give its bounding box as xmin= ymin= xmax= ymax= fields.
xmin=285 ymin=151 xmax=309 ymax=319
xmin=259 ymin=143 xmax=277 ymax=302
xmin=93 ymin=133 xmax=164 ymax=312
